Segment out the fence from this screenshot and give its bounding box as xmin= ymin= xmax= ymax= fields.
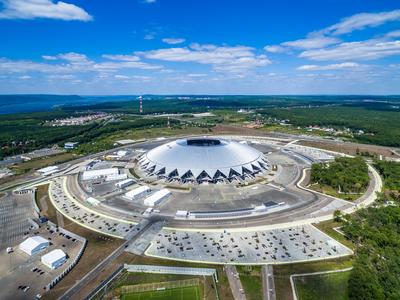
xmin=121 ymin=278 xmax=200 ymax=294
xmin=124 ymin=264 xmax=220 ymax=300
xmin=124 ymin=264 xmax=218 ymax=282
xmin=44 ymin=221 xmax=87 ymax=291
xmin=85 ymin=264 xmax=125 ymax=300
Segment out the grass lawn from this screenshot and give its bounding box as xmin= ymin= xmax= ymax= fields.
xmin=274 ymin=257 xmax=353 ymax=300
xmin=10 ymin=152 xmax=76 ymax=174
xmin=308 ymin=183 xmax=362 ymax=201
xmin=314 ymin=220 xmax=354 ymax=250
xmin=114 ymin=254 xmax=232 ymax=300
xmin=294 ymin=270 xmax=351 ymax=300
xmin=122 ymin=286 xmax=200 ymax=300
xmin=236 ymin=266 xmax=263 ymax=300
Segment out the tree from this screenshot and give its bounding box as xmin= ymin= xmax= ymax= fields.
xmin=333 ymin=210 xmax=342 ymax=222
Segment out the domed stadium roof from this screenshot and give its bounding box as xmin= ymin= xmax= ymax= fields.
xmin=138 ymin=137 xmax=269 ymax=184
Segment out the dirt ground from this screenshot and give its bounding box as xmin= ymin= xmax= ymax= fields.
xmin=211 ymin=124 xmax=269 ymax=136
xmin=36 ymin=184 xmax=124 ymax=300
xmin=299 ymin=140 xmax=400 ymax=157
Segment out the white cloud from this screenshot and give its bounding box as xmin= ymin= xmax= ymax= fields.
xmin=386 ymin=30 xmax=400 ymax=38
xmin=264 ymin=45 xmax=286 ymax=53
xmin=102 ymin=54 xmax=141 ymax=62
xmin=99 ymin=54 xmax=162 ymax=70
xmin=19 ymin=75 xmax=32 ymax=79
xmin=162 ymin=38 xmax=186 ymax=45
xmin=265 ymin=9 xmax=400 ymax=60
xmin=114 ymin=75 xmax=130 ymax=79
xmin=282 ymin=36 xmax=340 ymax=50
xmin=321 ymin=10 xmax=400 ymax=36
xmin=143 ymin=0 xmax=156 ymax=3
xmin=42 ymin=55 xmax=57 ymax=60
xmin=114 ymin=74 xmax=151 ymax=81
xmin=0 ymin=0 xmax=92 ymax=21
xmin=0 ymin=52 xmax=163 ymax=74
xmin=300 ymin=40 xmax=400 ymax=61
xmin=188 ymin=73 xmax=207 ymax=77
xmin=297 ymin=62 xmax=361 ymax=71
xmin=138 ymin=43 xmax=270 ymax=73
xmin=144 ymin=34 xmax=155 ymax=40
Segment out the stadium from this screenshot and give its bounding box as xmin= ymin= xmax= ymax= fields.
xmin=138 ymin=137 xmax=269 ymax=184
xmin=37 ymin=134 xmax=381 ymax=268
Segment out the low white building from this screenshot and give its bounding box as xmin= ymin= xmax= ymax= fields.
xmin=37 ymin=166 xmax=59 ymax=176
xmin=116 ymin=150 xmax=128 ymax=157
xmin=176 ymin=210 xmax=188 ymax=218
xmin=64 ymin=142 xmax=79 ymax=150
xmin=81 ymin=168 xmax=119 ymax=181
xmin=105 ymin=173 xmax=128 ymax=182
xmin=86 ymin=197 xmax=100 ymax=206
xmin=124 ymin=186 xmax=150 ymax=200
xmin=115 ymin=178 xmax=135 ymax=189
xmin=41 ymin=249 xmax=67 ymax=269
xmin=144 ymin=189 xmax=171 ymax=207
xmin=19 ymin=236 xmax=49 ymax=256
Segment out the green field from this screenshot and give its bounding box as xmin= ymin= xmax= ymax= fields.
xmin=121 ymin=286 xmax=200 ymax=300
xmin=294 ymin=271 xmax=350 ymax=300
xmin=236 ymin=266 xmax=263 ymax=300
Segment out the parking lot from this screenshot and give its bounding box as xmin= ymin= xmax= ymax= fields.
xmin=146 ymin=224 xmax=352 ymax=264
xmin=0 ymin=225 xmax=84 ymax=300
xmin=0 ymin=191 xmax=36 ymax=251
xmin=49 ymin=177 xmax=140 ymax=238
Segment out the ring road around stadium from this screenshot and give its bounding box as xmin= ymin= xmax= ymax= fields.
xmin=45 ymin=135 xmax=382 ymax=264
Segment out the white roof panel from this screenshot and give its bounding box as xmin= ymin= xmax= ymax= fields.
xmin=144 ymin=189 xmax=171 ymax=206
xmin=20 ymin=236 xmax=48 ymax=251
xmin=42 ymin=249 xmax=66 ymax=264
xmin=125 ymin=186 xmax=150 ymax=199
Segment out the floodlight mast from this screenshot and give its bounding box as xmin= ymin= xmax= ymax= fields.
xmin=139 ymin=96 xmax=143 ymax=114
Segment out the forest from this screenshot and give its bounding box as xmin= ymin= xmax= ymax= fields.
xmin=310 ymin=157 xmax=369 ymax=194
xmin=260 ymin=105 xmax=400 ymax=147
xmin=1 ymin=95 xmax=400 ymax=159
xmin=341 ymin=161 xmax=400 ymax=300
xmin=0 ymin=111 xmax=178 ymax=159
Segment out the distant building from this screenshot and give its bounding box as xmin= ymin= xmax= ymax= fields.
xmin=37 ymin=165 xmax=59 ymax=176
xmin=144 ymin=189 xmax=171 ymax=207
xmin=21 ymin=147 xmax=64 ymax=161
xmin=115 ymin=178 xmax=135 ymax=189
xmin=124 ymin=186 xmax=151 ymax=200
xmin=114 ymin=139 xmax=136 ymax=146
xmin=81 ymin=168 xmax=119 ymax=181
xmin=41 ymin=249 xmax=67 ymax=269
xmin=19 ymin=236 xmax=49 ymax=256
xmin=86 ymin=197 xmax=100 ymax=206
xmin=64 ymin=142 xmax=79 ymax=150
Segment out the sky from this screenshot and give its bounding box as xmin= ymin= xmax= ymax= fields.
xmin=1 ymin=0 xmax=400 ymax=95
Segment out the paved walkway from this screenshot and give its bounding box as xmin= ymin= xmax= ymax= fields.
xmin=225 ymin=265 xmax=247 ymax=300
xmin=262 ymin=265 xmax=276 ymax=300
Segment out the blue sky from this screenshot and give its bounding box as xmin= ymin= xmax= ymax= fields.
xmin=1 ymin=0 xmax=400 ymax=94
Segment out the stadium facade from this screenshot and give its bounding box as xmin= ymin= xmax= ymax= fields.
xmin=138 ymin=137 xmax=269 ymax=184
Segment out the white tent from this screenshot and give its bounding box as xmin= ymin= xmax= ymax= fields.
xmin=19 ymin=236 xmax=49 ymax=256
xmin=124 ymin=186 xmax=150 ymax=200
xmin=144 ymin=189 xmax=171 ymax=207
xmin=81 ymin=168 xmax=118 ymax=181
xmin=41 ymin=249 xmax=67 ymax=269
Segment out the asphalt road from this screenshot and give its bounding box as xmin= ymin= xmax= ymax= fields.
xmin=58 ymin=220 xmax=153 ymax=300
